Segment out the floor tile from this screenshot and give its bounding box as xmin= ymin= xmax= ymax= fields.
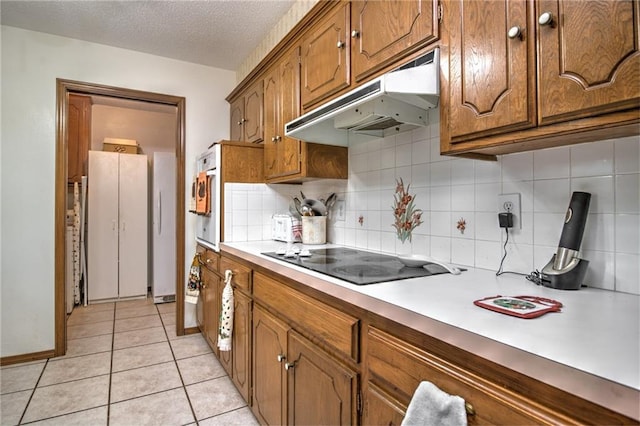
xmin=115 ymin=304 xmax=158 ymax=320
xmin=111 ymin=341 xmax=174 ymax=373
xmin=115 ymin=298 xmax=153 ymax=310
xmin=0 ymin=362 xmax=45 ymax=394
xmin=186 ymin=377 xmax=246 ymax=420
xmin=160 ymin=311 xmax=176 ymax=326
xmin=78 ymin=302 xmax=115 ymax=313
xmin=199 ymin=406 xmax=259 ymax=426
xmin=26 ymin=406 xmax=108 ymax=426
xmin=114 ymin=314 xmax=162 ymax=333
xmin=156 ymin=302 xmax=176 ymax=314
xmin=39 ymin=352 xmax=111 ymax=386
xmin=67 ymin=309 xmax=114 ymax=326
xmin=169 ymin=334 xmax=212 ymax=360
xmin=22 ymin=375 xmax=109 ymax=423
xmin=67 ymin=320 xmax=113 ymax=340
xmin=63 ymin=334 xmax=112 ymax=358
xmin=0 ymin=390 xmax=31 ymax=425
xmin=113 ymin=326 xmax=167 ymax=350
xmin=110 ymin=361 xmax=182 ymax=403
xmin=109 ymin=387 xmax=195 ymax=426
xmin=177 ymin=353 xmax=226 ymax=385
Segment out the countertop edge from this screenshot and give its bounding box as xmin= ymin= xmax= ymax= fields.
xmin=221 ymin=243 xmax=640 ymax=421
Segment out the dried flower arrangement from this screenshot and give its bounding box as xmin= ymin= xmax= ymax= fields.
xmin=392 ymin=178 xmax=423 ymax=243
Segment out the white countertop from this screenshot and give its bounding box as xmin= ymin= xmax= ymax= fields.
xmin=222 ymin=241 xmax=640 ymax=420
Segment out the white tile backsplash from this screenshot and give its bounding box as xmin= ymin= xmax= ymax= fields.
xmin=223 ymin=127 xmax=640 ymax=295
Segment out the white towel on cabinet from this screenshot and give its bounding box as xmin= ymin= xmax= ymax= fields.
xmin=217 ymin=270 xmax=234 ymax=351
xmin=401 ymin=381 xmax=467 ymax=426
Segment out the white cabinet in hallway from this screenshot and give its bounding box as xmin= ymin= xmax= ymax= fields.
xmin=88 ymin=150 xmax=148 ymax=302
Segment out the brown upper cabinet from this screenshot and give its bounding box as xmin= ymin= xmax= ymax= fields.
xmin=67 ymin=94 xmax=92 ymax=184
xmin=351 ymin=0 xmax=440 ymax=83
xmin=264 ymin=47 xmax=304 ymax=180
xmin=300 ymin=2 xmax=351 ymax=111
xmin=230 ymin=80 xmax=264 ymax=143
xmin=441 ymin=0 xmax=640 ymax=158
xmin=300 ymin=0 xmax=441 ymax=111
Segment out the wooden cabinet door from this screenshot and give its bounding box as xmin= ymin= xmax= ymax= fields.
xmin=447 ymin=0 xmax=536 ymax=142
xmin=277 ymin=48 xmax=302 ymax=179
xmin=363 ymin=383 xmax=405 ymax=426
xmin=232 ymin=290 xmax=252 ymax=402
xmin=263 ymin=67 xmax=280 ymax=179
xmin=201 ymin=268 xmax=220 ymax=350
xmin=351 ymin=0 xmax=440 ymax=82
xmin=230 ymin=98 xmax=244 ymax=142
xmin=300 ymin=2 xmax=351 ymax=110
xmin=252 ymin=305 xmax=288 ymax=426
xmin=68 ymin=94 xmax=91 ymax=184
xmin=244 ymin=80 xmax=264 ymax=143
xmin=287 ymin=331 xmax=357 ymax=426
xmin=537 ymin=0 xmax=640 ymax=125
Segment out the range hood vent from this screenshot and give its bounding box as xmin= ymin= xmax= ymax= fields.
xmin=285 ymin=48 xmax=440 ymax=146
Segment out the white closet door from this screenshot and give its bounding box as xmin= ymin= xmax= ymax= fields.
xmin=87 ymin=151 xmax=119 ymax=301
xmin=118 ymin=153 xmax=148 ymax=298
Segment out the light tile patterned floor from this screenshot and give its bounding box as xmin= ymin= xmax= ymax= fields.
xmin=0 ymin=299 xmax=259 ymax=426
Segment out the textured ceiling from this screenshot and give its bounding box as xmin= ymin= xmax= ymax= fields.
xmin=0 ymin=0 xmax=296 ymax=71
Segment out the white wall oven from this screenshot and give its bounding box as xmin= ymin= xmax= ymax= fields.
xmin=194 ymin=144 xmax=221 ymax=251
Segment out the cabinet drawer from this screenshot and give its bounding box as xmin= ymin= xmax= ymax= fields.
xmin=367 ymin=327 xmax=572 ymax=425
xmin=198 ymin=247 xmax=219 ymax=273
xmin=254 ymin=272 xmax=359 ymax=361
xmin=220 ymin=256 xmax=252 ymax=293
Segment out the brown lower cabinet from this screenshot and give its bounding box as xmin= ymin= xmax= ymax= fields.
xmin=252 ymin=304 xmax=357 ymax=425
xmin=200 ymin=247 xmax=636 ymax=425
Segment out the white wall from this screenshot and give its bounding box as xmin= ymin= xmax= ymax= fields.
xmin=1 ymin=26 xmax=236 ymax=357
xmin=225 ymin=114 xmax=640 ymax=296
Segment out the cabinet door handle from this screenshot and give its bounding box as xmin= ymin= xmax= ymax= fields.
xmin=277 ymin=354 xmax=286 ymax=362
xmin=351 ymin=30 xmax=360 ymax=38
xmin=284 ymin=362 xmax=295 ymax=370
xmin=465 ymin=402 xmax=475 ymax=416
xmin=336 ymin=41 xmax=345 ymax=49
xmin=538 ymin=12 xmax=553 ymax=26
xmin=507 ymin=26 xmax=522 ymax=40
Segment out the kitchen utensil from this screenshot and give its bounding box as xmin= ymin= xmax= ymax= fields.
xmin=539 ymin=191 xmax=591 ymax=290
xmin=292 ymin=197 xmax=303 ymax=217
xmin=302 ymin=198 xmax=327 ymax=216
xmin=396 ymin=255 xmax=462 ymax=274
xmin=325 ymin=193 xmax=337 ymax=212
xmin=300 ymin=205 xmax=314 ymax=216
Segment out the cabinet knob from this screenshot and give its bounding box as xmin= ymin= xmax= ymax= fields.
xmin=237 ymin=121 xmax=243 ymax=126
xmin=507 ymin=26 xmax=522 ymax=39
xmin=276 ymin=135 xmax=282 ymax=142
xmin=465 ymin=402 xmax=475 ymax=416
xmin=351 ymin=30 xmax=360 ymax=38
xmin=271 ymin=136 xmax=276 ymax=142
xmin=206 ymin=258 xmax=212 ymax=264
xmin=277 ymin=354 xmax=286 ymax=363
xmin=284 ymin=362 xmax=295 ymax=370
xmin=538 ymin=12 xmax=553 ymax=26
xmin=201 ymin=282 xmax=207 ymax=289
xmin=336 ymin=40 xmax=345 ymax=49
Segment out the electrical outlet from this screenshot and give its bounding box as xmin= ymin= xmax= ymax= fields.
xmin=335 ymin=199 xmax=346 ymax=221
xmin=497 ymin=193 xmax=521 ymax=229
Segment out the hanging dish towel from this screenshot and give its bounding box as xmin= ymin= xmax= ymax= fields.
xmin=218 ymin=270 xmax=234 ymax=351
xmin=401 ymin=381 xmax=467 ymax=426
xmin=185 ymin=254 xmax=201 ymax=304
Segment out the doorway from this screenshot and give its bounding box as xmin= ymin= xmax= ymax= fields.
xmin=55 ymin=79 xmax=186 ymax=356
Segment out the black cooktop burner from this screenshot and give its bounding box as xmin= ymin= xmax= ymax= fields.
xmin=262 ymin=247 xmax=449 ymax=285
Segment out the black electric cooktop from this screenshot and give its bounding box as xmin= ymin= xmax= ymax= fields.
xmin=262 ymin=247 xmax=450 ymax=285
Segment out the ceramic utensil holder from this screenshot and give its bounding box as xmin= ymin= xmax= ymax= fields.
xmin=302 ymin=216 xmax=326 ymax=244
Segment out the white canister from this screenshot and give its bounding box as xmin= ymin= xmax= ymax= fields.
xmin=302 ymin=216 xmax=327 ymax=244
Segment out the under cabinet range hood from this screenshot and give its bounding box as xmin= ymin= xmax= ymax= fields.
xmin=285 ymin=48 xmax=440 ymax=146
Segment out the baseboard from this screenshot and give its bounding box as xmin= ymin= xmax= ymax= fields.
xmin=1 ymin=349 xmax=54 ymax=366
xmin=184 ymin=326 xmax=201 ymax=335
